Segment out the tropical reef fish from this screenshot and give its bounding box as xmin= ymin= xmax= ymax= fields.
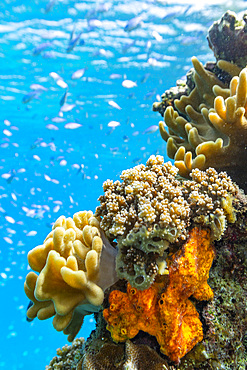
xmin=59 ymin=91 xmax=68 ymax=107
xmin=60 ymin=103 xmax=75 ymax=112
xmin=22 ymin=91 xmax=39 ymax=104
xmin=32 ymin=42 xmax=52 ymax=56
xmin=44 ymin=0 xmax=57 ymax=13
xmin=30 ymin=84 xmax=48 ymax=92
xmin=64 ymin=122 xmax=82 ymax=129
xmin=67 ymin=31 xmax=84 ymax=53
xmin=108 ymin=121 xmax=120 ymax=127
xmin=124 ymin=15 xmax=143 ymax=32
xmin=108 ymin=100 xmax=122 ymax=110
xmin=71 ymin=67 xmax=87 ymax=80
xmin=122 ymin=79 xmax=137 ymax=88
xmin=142 ymin=125 xmax=159 ymax=134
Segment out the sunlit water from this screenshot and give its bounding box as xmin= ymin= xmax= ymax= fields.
xmin=1 ymin=1 xmax=246 ymax=369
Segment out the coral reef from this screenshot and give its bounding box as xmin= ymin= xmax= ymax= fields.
xmin=26 ymin=10 xmax=247 ymax=369
xmin=81 ymin=340 xmax=170 ymax=370
xmin=153 ymin=11 xmax=247 ymax=192
xmin=46 ymin=336 xmax=170 ymax=370
xmin=96 ymin=155 xmax=237 ymax=289
xmin=207 ymin=10 xmax=247 ymax=68
xmin=103 ymin=227 xmax=215 ymax=363
xmin=46 ymin=337 xmax=85 ymax=370
xmin=46 ymin=193 xmax=247 ymax=369
xmin=24 ymin=210 xmax=118 ymax=341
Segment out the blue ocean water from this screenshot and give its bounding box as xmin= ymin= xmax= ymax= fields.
xmin=0 ymin=1 xmax=246 ymax=369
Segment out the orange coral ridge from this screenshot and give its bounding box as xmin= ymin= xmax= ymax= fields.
xmin=103 ymin=227 xmax=215 ymax=363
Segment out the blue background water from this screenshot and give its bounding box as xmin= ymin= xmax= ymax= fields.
xmin=0 ymin=1 xmax=246 ymax=369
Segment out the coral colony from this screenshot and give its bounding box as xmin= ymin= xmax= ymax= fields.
xmin=25 ymin=11 xmax=247 ymax=369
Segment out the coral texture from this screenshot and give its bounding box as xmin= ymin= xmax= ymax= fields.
xmin=154 ymin=12 xmax=247 ymax=192
xmin=81 ymin=340 xmax=169 ymax=370
xmin=96 ymin=155 xmax=237 ymax=289
xmin=207 ymin=10 xmax=247 ymax=68
xmin=24 ymin=210 xmax=118 ymax=341
xmin=45 ymin=193 xmax=247 ymax=369
xmin=46 ymin=337 xmax=85 ymax=370
xmin=103 ymin=227 xmax=215 ymax=363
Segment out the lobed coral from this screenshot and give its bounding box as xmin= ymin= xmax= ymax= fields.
xmin=153 ymin=11 xmax=247 ymax=192
xmin=103 ymin=227 xmax=215 ymax=364
xmin=24 ymin=210 xmax=118 ymax=341
xmin=96 ymin=155 xmax=237 ymax=289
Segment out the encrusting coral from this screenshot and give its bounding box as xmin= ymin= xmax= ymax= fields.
xmin=96 ymin=155 xmax=237 ymax=289
xmin=103 ymin=227 xmax=215 ymax=364
xmin=153 ymin=11 xmax=247 ymax=192
xmin=24 ymin=210 xmax=118 ymax=341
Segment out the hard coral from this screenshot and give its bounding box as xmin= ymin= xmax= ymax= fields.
xmin=103 ymin=227 xmax=215 ymax=364
xmin=46 ymin=337 xmax=85 ymax=370
xmin=81 ymin=340 xmax=169 ymax=370
xmin=96 ymin=155 xmax=237 ymax=289
xmin=96 ymin=155 xmax=190 ymax=289
xmin=24 ymin=210 xmax=118 ymax=341
xmin=154 ymin=11 xmax=247 ymax=192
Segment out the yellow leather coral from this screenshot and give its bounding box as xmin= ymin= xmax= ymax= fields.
xmin=156 ymin=56 xmax=247 ymax=191
xmin=103 ymin=227 xmax=215 ymax=363
xmin=24 ymin=210 xmax=118 ymax=341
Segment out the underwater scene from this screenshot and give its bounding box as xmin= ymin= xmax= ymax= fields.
xmin=1 ymin=0 xmax=247 ymax=369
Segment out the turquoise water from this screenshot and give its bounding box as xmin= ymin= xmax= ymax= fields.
xmin=1 ymin=1 xmax=246 ymax=369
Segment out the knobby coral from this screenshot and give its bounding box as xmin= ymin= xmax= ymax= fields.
xmin=24 ymin=210 xmax=118 ymax=341
xmin=103 ymin=227 xmax=215 ymax=363
xmin=96 ymin=155 xmax=237 ymax=289
xmin=153 ymin=12 xmax=247 ymax=192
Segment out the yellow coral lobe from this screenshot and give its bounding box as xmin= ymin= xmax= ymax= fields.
xmin=24 ymin=210 xmax=115 ymax=341
xmin=156 ymin=56 xmax=247 ymax=191
xmin=103 ymin=227 xmax=214 ymax=363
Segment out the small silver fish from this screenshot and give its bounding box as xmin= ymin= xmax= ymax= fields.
xmin=141 ymin=73 xmax=150 ymax=84
xmin=122 ymin=79 xmax=137 ymax=88
xmin=60 ymin=91 xmax=68 ymax=106
xmin=45 ymin=0 xmax=57 ymax=13
xmin=71 ymin=67 xmax=87 ymax=80
xmin=30 ymin=84 xmax=48 ymax=92
xmin=67 ymin=31 xmax=83 ymax=53
xmin=33 ymin=42 xmax=52 ymax=56
xmin=124 ymin=15 xmax=143 ymax=32
xmin=142 ymin=125 xmax=159 ymax=134
xmin=108 ymin=100 xmax=122 ymax=110
xmin=22 ymin=91 xmax=39 ymax=104
xmin=64 ymin=122 xmax=82 ymax=129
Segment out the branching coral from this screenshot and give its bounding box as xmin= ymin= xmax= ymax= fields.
xmin=24 ymin=210 xmax=118 ymax=341
xmin=96 ymin=155 xmax=237 ymax=289
xmin=154 ymin=12 xmax=247 ymax=192
xmin=103 ymin=227 xmax=215 ymax=363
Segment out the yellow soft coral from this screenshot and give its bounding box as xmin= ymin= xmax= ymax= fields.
xmin=157 ymin=56 xmax=247 ymax=191
xmin=103 ymin=227 xmax=214 ymax=363
xmin=24 ymin=210 xmax=118 ymax=341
